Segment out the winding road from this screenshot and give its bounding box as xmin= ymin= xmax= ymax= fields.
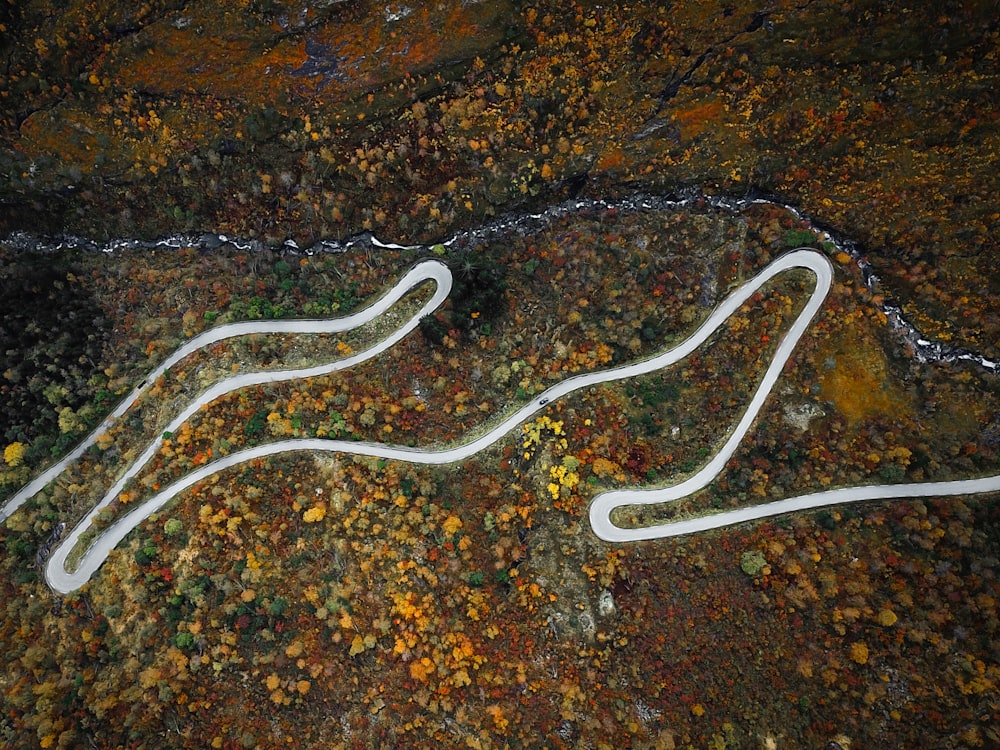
xmin=2 ymin=248 xmax=999 ymax=594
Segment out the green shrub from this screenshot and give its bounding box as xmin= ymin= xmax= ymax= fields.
xmin=783 ymin=229 xmax=817 ymax=248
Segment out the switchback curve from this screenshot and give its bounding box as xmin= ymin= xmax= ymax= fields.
xmin=3 ymin=249 xmax=998 ymax=594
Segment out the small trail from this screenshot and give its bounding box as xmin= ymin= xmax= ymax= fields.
xmin=2 ymin=249 xmax=998 ymax=594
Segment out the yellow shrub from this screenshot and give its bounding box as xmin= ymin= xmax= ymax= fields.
xmin=303 ymin=505 xmax=327 ymax=523
xmin=3 ymin=441 xmax=25 ymax=467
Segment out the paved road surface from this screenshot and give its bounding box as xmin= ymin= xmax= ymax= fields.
xmin=2 ymin=251 xmax=997 ymax=594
